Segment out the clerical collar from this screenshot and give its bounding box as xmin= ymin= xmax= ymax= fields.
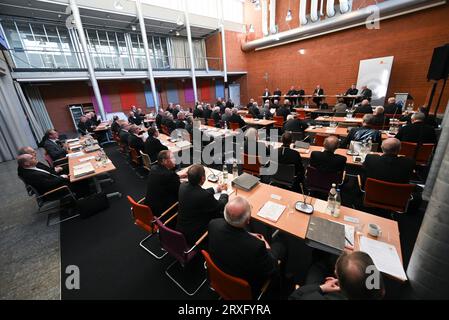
xmin=50 ymin=139 xmax=58 ymax=143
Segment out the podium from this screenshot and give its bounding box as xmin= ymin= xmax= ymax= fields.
xmin=394 ymin=92 xmax=409 ymax=110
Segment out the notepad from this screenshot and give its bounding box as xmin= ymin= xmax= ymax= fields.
xmin=359 ymin=236 xmax=407 ymax=281
xmin=175 ymin=141 xmax=191 ymax=148
xmin=67 ymin=151 xmax=85 ymax=158
xmin=257 ymin=201 xmax=286 ymax=222
xmin=73 ymin=162 xmax=95 ymax=178
xmin=78 ymin=156 xmax=95 ymax=162
xmin=334 ymin=221 xmax=355 ymax=248
xmin=66 ymin=138 xmax=80 ymax=143
xmin=314 ymin=199 xmax=328 ymax=214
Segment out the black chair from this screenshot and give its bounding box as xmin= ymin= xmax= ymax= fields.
xmin=305 ymin=165 xmax=345 ymax=195
xmin=269 ymin=163 xmax=296 ymax=189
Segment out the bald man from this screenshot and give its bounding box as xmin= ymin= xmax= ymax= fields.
xmin=17 ymin=146 xmax=64 ymax=178
xmin=395 ymin=112 xmax=437 ymax=144
xmin=310 ymin=136 xmax=347 ymax=174
xmin=372 ymin=106 xmax=389 ymax=127
xmin=362 ymin=138 xmax=415 ymax=184
xmin=289 ymin=251 xmax=385 ymax=300
xmin=208 ymin=196 xmax=285 ymax=298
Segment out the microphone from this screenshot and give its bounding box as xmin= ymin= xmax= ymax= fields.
xmin=295 ymin=183 xmax=314 ymax=214
xmin=200 ymin=157 xmax=220 ymax=182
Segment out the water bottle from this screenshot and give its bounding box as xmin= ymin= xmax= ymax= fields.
xmin=232 ymin=160 xmax=238 ymax=178
xmin=333 ymin=188 xmax=341 ymax=218
xmin=367 ymin=137 xmax=373 ymax=153
xmin=224 ymin=121 xmax=228 ymax=131
xmin=327 ymin=183 xmax=337 ymax=215
xmin=222 ymin=164 xmax=228 ymax=183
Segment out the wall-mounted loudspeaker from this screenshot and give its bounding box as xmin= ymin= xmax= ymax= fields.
xmin=427 ymin=44 xmax=449 ymax=81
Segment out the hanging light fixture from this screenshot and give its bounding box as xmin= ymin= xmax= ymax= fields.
xmin=114 ymin=0 xmax=123 ymax=10
xmin=254 ymin=0 xmax=261 ymax=11
xmin=285 ymin=9 xmax=292 ymax=22
xmin=249 ymin=24 xmax=255 ymax=33
xmin=176 ymin=15 xmax=184 ymax=26
xmin=175 ymin=31 xmax=180 ymax=36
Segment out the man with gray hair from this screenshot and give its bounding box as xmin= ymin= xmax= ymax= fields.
xmin=340 ymin=114 xmax=381 ymax=148
xmin=228 ymin=107 xmax=246 ymax=128
xmin=362 ymin=137 xmax=415 ymax=184
xmin=208 ymin=196 xmax=286 ymax=297
xmin=395 ymin=112 xmax=437 ymax=143
xmin=372 ymin=106 xmax=389 ymax=127
xmin=222 ymin=107 xmax=233 ymax=122
xmin=354 ymin=99 xmax=373 ymax=115
xmin=17 ymin=146 xmax=65 ymax=177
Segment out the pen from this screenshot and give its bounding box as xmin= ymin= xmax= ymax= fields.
xmin=345 ymin=236 xmax=353 ymax=247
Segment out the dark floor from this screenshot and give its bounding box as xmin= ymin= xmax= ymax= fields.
xmin=60 ymin=144 xmax=426 ymax=300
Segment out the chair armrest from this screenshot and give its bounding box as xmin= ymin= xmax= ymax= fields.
xmin=158 ymin=202 xmax=179 ymax=220
xmin=257 ymin=279 xmax=272 ymax=300
xmin=37 ymin=185 xmax=74 ymax=199
xmin=340 ymin=171 xmax=346 ymax=186
xmin=53 ymin=157 xmax=68 ymax=165
xmin=357 ymin=174 xmax=364 ymax=192
xmin=163 ymin=212 xmax=178 ymax=225
xmin=185 ymin=231 xmax=208 ymax=254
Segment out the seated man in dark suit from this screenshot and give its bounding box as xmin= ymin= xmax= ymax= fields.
xmin=144 ymin=127 xmax=168 ymax=162
xmin=289 ymin=251 xmax=385 ymax=300
xmin=310 ymin=136 xmax=347 ymax=173
xmin=277 ymin=132 xmax=304 ymax=189
xmin=128 ymin=111 xmax=139 ymax=125
xmin=208 ymin=197 xmax=286 ymax=297
xmin=228 ymin=108 xmax=246 ymax=128
xmin=119 ymin=124 xmax=131 ymax=146
xmin=247 ymin=98 xmax=255 ymax=109
xmin=17 ymin=154 xmax=90 ymax=199
xmin=155 ymin=109 xmax=165 ymax=129
xmin=261 ymin=102 xmax=273 ymax=119
xmin=358 ymin=85 xmax=372 ymax=102
xmin=77 ymin=116 xmax=90 ymax=136
xmin=283 ymin=114 xmax=308 ymax=133
xmin=383 ymin=97 xmax=402 ymax=115
xmin=176 ymin=164 xmax=229 ymax=246
xmin=211 ymin=107 xmax=222 ymax=127
xmin=203 ymin=104 xmax=213 ymax=120
xmin=127 ymin=125 xmax=145 ymax=152
xmin=340 ymin=114 xmax=381 ymax=148
xmin=372 ymin=106 xmax=389 ymax=127
xmin=363 ymin=138 xmax=415 ymax=184
xmin=276 ymin=99 xmax=292 ymax=120
xmin=42 ymin=129 xmax=67 ymax=161
xmin=17 ymin=146 xmax=65 ymax=178
xmin=175 ymin=112 xmax=186 ymax=129
xmin=193 ymin=105 xmax=204 ymax=118
xmin=162 ymin=112 xmax=176 ymax=133
xmin=353 ymin=99 xmax=373 ymax=115
xmin=110 ymin=116 xmax=121 ymax=135
xmin=144 ymin=150 xmax=185 ymax=216
xmin=249 ymin=102 xmax=262 ymax=119
xmin=395 ymin=112 xmax=437 ymax=144
xmin=135 ymin=108 xmax=145 ymax=125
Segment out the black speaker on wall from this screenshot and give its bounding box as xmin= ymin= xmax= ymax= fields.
xmin=427 ymin=44 xmax=449 ymax=81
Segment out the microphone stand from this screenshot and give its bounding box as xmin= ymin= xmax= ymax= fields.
xmin=295 ymin=183 xmax=314 ymax=214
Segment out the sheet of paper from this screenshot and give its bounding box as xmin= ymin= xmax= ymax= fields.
xmin=270 ymin=194 xmax=281 ymax=200
xmin=314 ymin=199 xmax=329 ymax=215
xmin=359 ymin=236 xmax=407 ymax=281
xmin=79 ymin=156 xmax=95 ymax=162
xmin=67 ymin=151 xmax=85 ymax=158
xmin=257 ymin=201 xmax=286 ymax=222
xmin=344 ymin=215 xmax=359 ymax=224
xmin=66 ymin=138 xmax=79 ymax=143
xmin=335 ymin=222 xmax=355 ymax=248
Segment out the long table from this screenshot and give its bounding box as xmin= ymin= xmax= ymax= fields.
xmin=315 ymin=116 xmax=363 ymax=124
xmin=191 ymin=166 xmax=403 ymax=281
xmin=305 ymin=126 xmax=391 ymax=140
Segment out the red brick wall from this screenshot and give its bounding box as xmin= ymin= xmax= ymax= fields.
xmin=212 ymin=4 xmax=449 ymax=112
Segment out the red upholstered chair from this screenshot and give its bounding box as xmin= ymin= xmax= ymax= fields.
xmin=127 ymin=196 xmax=177 ymax=259
xmin=354 ymin=113 xmax=365 ymax=118
xmin=243 ymin=153 xmax=261 ymax=176
xmin=207 ymin=118 xmax=216 ymax=127
xmin=313 ymin=134 xmax=327 ymax=146
xmin=360 ymin=178 xmax=415 ymax=213
xmin=399 ymin=142 xmax=435 ymax=166
xmin=385 ymin=113 xmax=402 ymax=119
xmin=296 ymin=110 xmax=307 ymax=120
xmin=273 ymin=116 xmax=284 ymax=129
xmin=244 ymin=114 xmax=253 ymax=118
xmin=201 ymin=250 xmax=270 ymax=300
xmin=128 ymin=147 xmax=141 ymax=166
xmin=229 ymin=122 xmax=240 ymax=131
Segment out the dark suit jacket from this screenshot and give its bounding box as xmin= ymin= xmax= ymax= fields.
xmin=128 ymin=134 xmax=144 ymax=152
xmin=395 ymin=122 xmax=437 ymax=144
xmin=193 ymin=108 xmax=204 ymax=118
xmin=177 ymin=183 xmax=228 ymax=246
xmin=277 ymin=146 xmax=304 ymax=181
xmin=384 ymin=103 xmax=402 ymax=115
xmin=249 ymin=106 xmax=261 ymax=119
xmin=313 ymin=88 xmax=324 ymax=96
xmin=363 ymin=154 xmax=415 ymax=184
xmin=359 ymin=88 xmax=372 ymax=100
xmin=156 ymin=114 xmax=163 ymax=129
xmin=310 ymin=150 xmax=347 ymax=173
xmin=43 ymin=139 xmax=67 ymax=161
xmin=340 ymin=127 xmax=381 ymax=148
xmin=144 ymin=136 xmax=168 ymax=162
xmin=111 ymin=121 xmax=121 ymax=134
xmin=354 ymin=104 xmax=373 ymax=114
xmin=119 ymin=129 xmax=130 ymax=145
xmin=208 ymin=218 xmax=279 ymax=296
xmin=19 ymin=167 xmax=69 ymax=196
xmin=372 ymin=114 xmax=389 ymax=126
xmin=346 ymin=88 xmax=358 ymax=95
xmin=212 ymin=111 xmax=221 ymax=126
xmin=203 ymin=109 xmax=212 ymax=120
xmin=144 ymin=165 xmax=180 ymax=216
xmin=262 ymin=91 xmax=270 ymax=97
xmin=175 ymin=120 xmax=186 ymax=129
xmin=128 ymin=116 xmax=139 ymax=125
xmin=225 ymin=101 xmax=234 ymax=109
xmin=228 ymin=113 xmax=246 ymax=128
xmin=273 ymin=90 xmax=282 ymax=96
xmin=283 ymin=119 xmax=308 ymax=133
xmin=18 ymin=162 xmax=57 ymax=179
xmin=276 ymin=106 xmax=291 ymax=120
xmin=77 ymin=121 xmax=89 ymax=135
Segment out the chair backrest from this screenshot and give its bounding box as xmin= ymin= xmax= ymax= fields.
xmin=313 ymin=134 xmax=326 ymax=146
xmin=271 ymin=162 xmax=296 ymax=188
xmin=229 ymin=122 xmax=240 ymax=131
xmin=18 ymin=176 xmax=35 ymax=197
xmin=296 ymin=110 xmax=306 ymax=120
xmin=243 ymin=153 xmax=261 ymax=176
xmin=385 ymin=113 xmax=402 ymax=119
xmin=129 ymin=147 xmax=140 ymax=165
xmin=43 ymin=150 xmax=54 ymax=167
xmin=354 ymin=113 xmax=365 ymax=118
xmin=207 ymin=118 xmax=216 ymax=127
xmin=127 ymin=195 xmax=156 ymax=233
xmin=161 ymin=124 xmax=170 ymax=135
xmin=201 ymin=250 xmax=253 ymax=300
xmin=364 ymin=178 xmax=415 ymax=213
xmin=306 ymin=166 xmax=342 ymax=194
xmin=273 ymin=116 xmax=284 ymax=128
xmin=400 ymin=142 xmax=435 ymax=165
xmin=286 ymin=131 xmax=303 ymax=142
xmin=244 ymin=114 xmax=253 ymax=118
xmin=140 ymin=151 xmax=152 ymax=171
xmin=154 ymin=218 xmax=192 ymax=263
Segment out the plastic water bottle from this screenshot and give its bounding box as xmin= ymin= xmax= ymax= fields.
xmin=327 ymin=183 xmax=337 ymax=215
xmin=224 ymin=121 xmax=228 ymax=131
xmin=367 ymin=137 xmax=373 ymax=153
xmin=333 ymin=188 xmax=341 ymax=218
xmin=222 ymin=164 xmax=228 ymax=182
xmin=232 ymin=160 xmax=238 ymax=178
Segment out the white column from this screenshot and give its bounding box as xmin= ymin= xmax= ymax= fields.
xmin=69 ymin=0 xmax=106 ymax=120
xmin=184 ymin=0 xmax=198 ymax=103
xmin=136 ymin=0 xmax=159 ymax=111
xmin=220 ymin=0 xmax=227 ymax=83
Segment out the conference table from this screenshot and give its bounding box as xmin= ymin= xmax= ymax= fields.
xmin=187 ymin=165 xmax=404 ymax=282
xmin=244 ymin=118 xmax=276 ymax=127
xmin=315 ymin=116 xmax=364 ymax=124
xmin=305 ymin=126 xmax=391 ymax=140
xmin=94 ymin=121 xmax=115 ymax=145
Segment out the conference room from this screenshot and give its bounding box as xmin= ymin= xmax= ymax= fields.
xmin=1 ymin=0 xmax=449 ymax=304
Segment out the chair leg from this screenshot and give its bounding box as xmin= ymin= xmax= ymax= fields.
xmin=139 ymin=233 xmax=167 ymax=260
xmin=46 ymin=209 xmax=80 ymax=226
xmin=165 ymin=259 xmax=207 ymax=296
